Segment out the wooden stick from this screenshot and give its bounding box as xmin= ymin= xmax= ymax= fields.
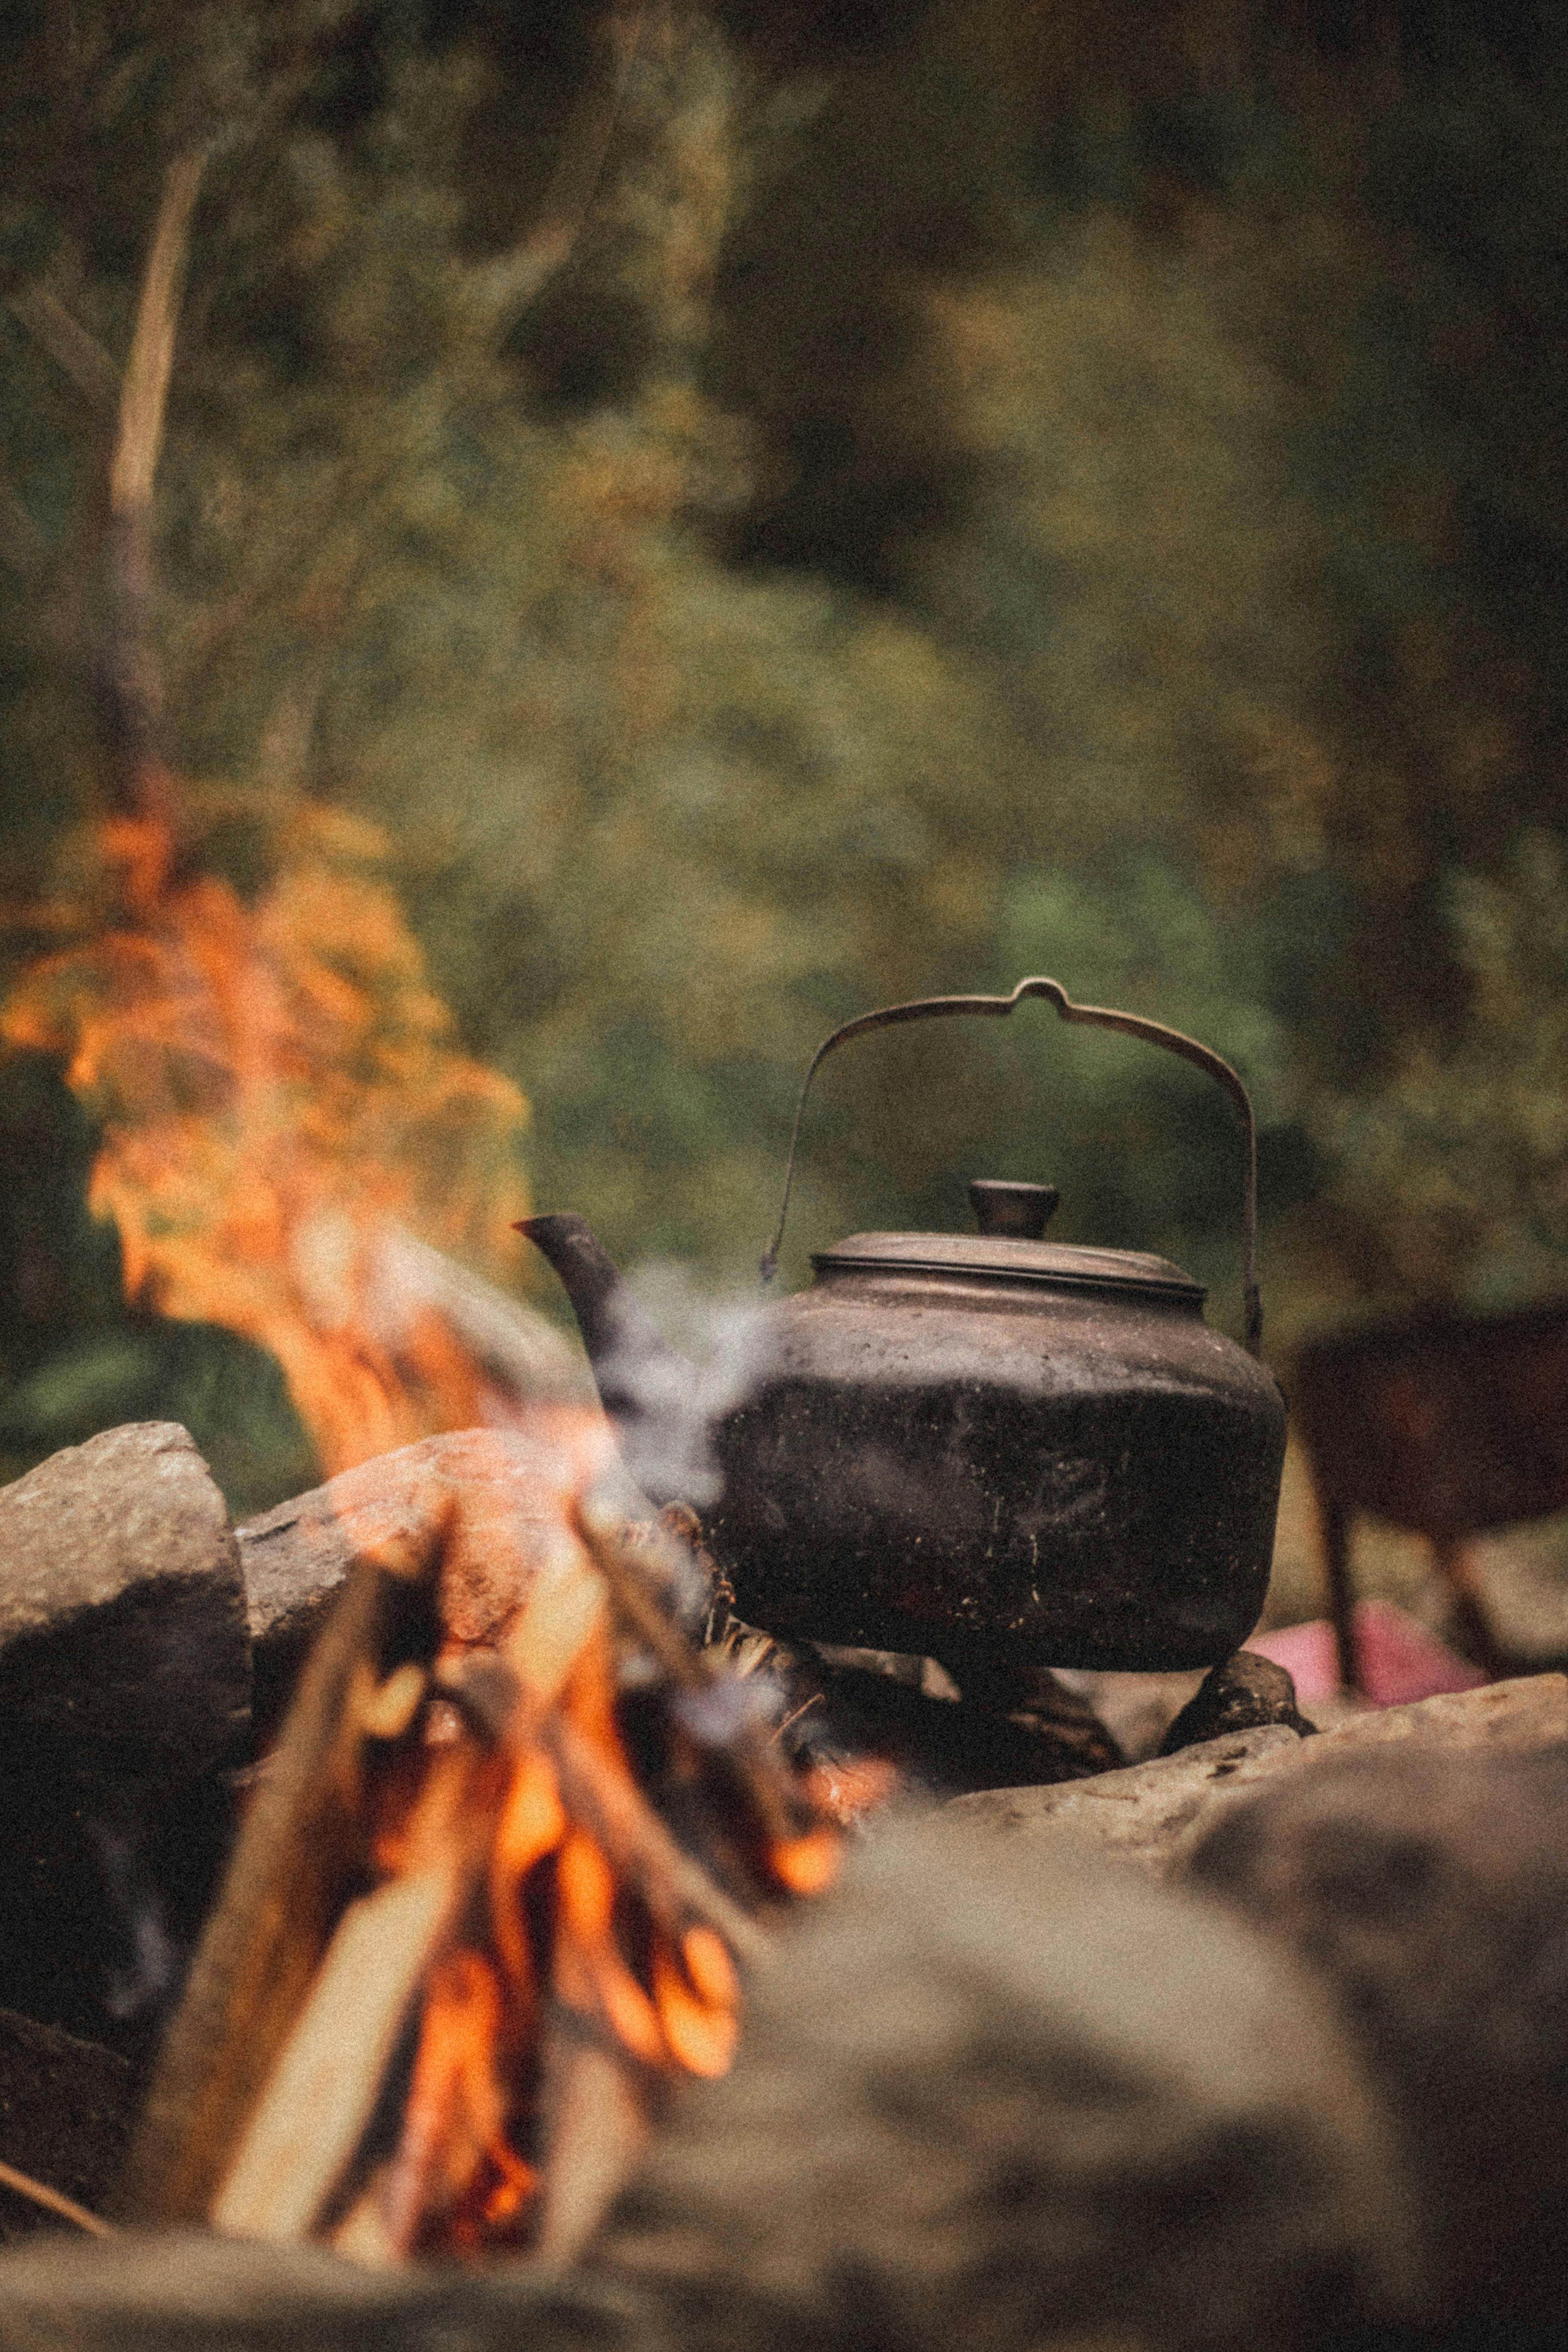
xmin=532 ymin=2027 xmax=654 ymax=2266
xmin=103 ymin=141 xmax=207 ymax=818
xmin=122 ymin=1563 xmax=412 ymax=2224
xmin=0 ymin=2160 xmax=115 ymax=2239
xmin=578 ymin=1507 xmax=709 ymax=1691
xmin=578 ymin=1509 xmax=808 ymax=1855
xmin=542 ymin=1710 xmax=768 ymax=1965
xmin=109 ymin=147 xmax=207 ymax=519
xmin=209 ymin=1858 xmax=461 ymax=2246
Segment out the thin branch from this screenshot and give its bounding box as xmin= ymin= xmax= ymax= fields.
xmin=110 ymin=146 xmax=208 ymax=521
xmin=542 ymin=1709 xmax=769 ymax=1965
xmin=104 ymin=143 xmax=209 ymax=818
xmin=0 ymin=2157 xmax=115 ymax=2239
xmin=6 ymin=284 xmax=119 ymax=415
xmin=578 ymin=1509 xmax=811 ymax=1856
xmin=463 ymin=1 xmax=649 ymax=342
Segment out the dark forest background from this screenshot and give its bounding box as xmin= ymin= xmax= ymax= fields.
xmin=0 ymin=0 xmax=1564 ymax=1514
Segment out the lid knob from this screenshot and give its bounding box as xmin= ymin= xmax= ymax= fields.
xmin=968 ymin=1179 xmax=1060 ymax=1241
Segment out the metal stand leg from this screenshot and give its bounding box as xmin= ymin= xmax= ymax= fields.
xmin=1322 ymin=1493 xmax=1360 ymax=1692
xmin=1434 ymin=1536 xmax=1510 ymax=1682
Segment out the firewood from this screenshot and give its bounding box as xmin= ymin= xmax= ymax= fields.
xmin=210 ymin=1859 xmax=463 ymax=2244
xmin=0 ymin=2162 xmax=113 ymax=2240
xmin=541 ymin=1711 xmax=768 ymax=1965
xmin=122 ymin=1562 xmax=412 ymax=2223
xmin=531 ymin=2027 xmax=655 ymax=2266
xmin=126 ymin=1457 xmax=837 ymax=2265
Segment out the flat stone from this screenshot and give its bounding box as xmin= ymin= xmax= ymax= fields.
xmin=946 ymin=1725 xmax=1305 ymax=1875
xmin=589 ymin=1814 xmax=1421 ymax=2352
xmin=946 ymin=1675 xmax=1568 ymax=1877
xmin=0 ymin=2009 xmax=136 ymax=2245
xmin=1190 ymin=1743 xmax=1568 ymax=2331
xmin=0 ymin=1425 xmax=248 ymax=1770
xmin=0 ymin=2232 xmax=655 ymax=2350
xmin=1303 ymin=1669 xmax=1568 ymax=1756
xmin=238 ymin=1426 xmax=597 ymax=1731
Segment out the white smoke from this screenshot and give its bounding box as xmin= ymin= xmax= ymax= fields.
xmin=593 ymin=1259 xmax=777 ymax=1511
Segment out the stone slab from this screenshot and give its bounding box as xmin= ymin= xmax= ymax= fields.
xmin=589 ymin=1814 xmax=1420 ymax=2352
xmin=947 ymin=1674 xmax=1568 ymax=1877
xmin=0 ymin=1425 xmax=248 ymax=1769
xmin=946 ymin=1726 xmax=1305 ymax=1874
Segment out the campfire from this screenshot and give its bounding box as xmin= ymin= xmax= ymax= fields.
xmin=127 ymin=1432 xmax=838 ymax=2266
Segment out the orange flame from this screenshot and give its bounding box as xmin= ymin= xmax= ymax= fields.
xmin=318 ymin=1472 xmax=838 ymax=2262
xmin=0 ymin=803 xmax=531 ymax=1473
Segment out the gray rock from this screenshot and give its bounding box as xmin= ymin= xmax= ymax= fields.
xmin=1302 ymin=1668 xmax=1568 ymax=1756
xmin=0 ymin=2010 xmax=136 ymax=2245
xmin=1159 ymin=1648 xmax=1315 ymax=1753
xmin=946 ymin=1674 xmax=1568 ymax=1877
xmin=0 ymin=1426 xmax=248 ymax=1770
xmin=238 ymin=1427 xmax=582 ymax=1733
xmin=0 ymin=2232 xmax=654 ymax=2351
xmin=588 ymin=1815 xmax=1421 ymax=2352
xmin=1190 ymin=1744 xmax=1568 ymax=2330
xmin=234 ymin=1495 xmax=351 ymax=1736
xmin=946 ymin=1725 xmax=1305 ymax=1875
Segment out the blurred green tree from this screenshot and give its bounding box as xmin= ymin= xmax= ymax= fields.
xmin=0 ymin=0 xmax=1563 ymax=1514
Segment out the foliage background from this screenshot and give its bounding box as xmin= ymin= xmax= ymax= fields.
xmin=0 ymin=0 xmax=1564 ymax=1531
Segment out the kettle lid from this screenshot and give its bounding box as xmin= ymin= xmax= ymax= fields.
xmin=811 ymin=1227 xmax=1205 ymax=1306
xmin=813 ymin=1176 xmax=1203 ymax=1304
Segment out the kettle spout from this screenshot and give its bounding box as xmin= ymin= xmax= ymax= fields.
xmin=517 ymin=1214 xmax=698 ymax=1505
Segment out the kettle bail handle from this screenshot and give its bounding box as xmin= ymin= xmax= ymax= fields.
xmin=761 ymin=976 xmax=1263 ymax=1356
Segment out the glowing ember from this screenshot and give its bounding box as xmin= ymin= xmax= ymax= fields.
xmin=0 ymin=800 xmax=532 ymax=1474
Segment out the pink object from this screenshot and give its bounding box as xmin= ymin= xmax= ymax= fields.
xmin=1249 ymin=1598 xmax=1489 ymax=1708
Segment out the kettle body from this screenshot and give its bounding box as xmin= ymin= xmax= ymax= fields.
xmin=706 ymin=1229 xmax=1285 ymax=1674
xmin=524 ymin=977 xmax=1287 ymax=1678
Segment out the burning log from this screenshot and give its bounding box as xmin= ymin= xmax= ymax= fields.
xmin=126 ymin=1430 xmax=837 ymax=2265
xmin=758 ymin=1640 xmax=1127 ymax=1815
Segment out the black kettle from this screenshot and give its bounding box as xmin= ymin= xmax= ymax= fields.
xmin=523 ymin=978 xmax=1286 ymax=1677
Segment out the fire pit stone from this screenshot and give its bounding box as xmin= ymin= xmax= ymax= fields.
xmin=236 ymin=1426 xmax=596 ymax=1733
xmin=0 ymin=1423 xmax=248 ymax=1772
xmin=582 ymin=1814 xmax=1421 ymax=2352
xmin=948 ymin=1672 xmax=1568 ymax=1877
xmin=1191 ymin=1741 xmax=1568 ymax=2330
xmin=1158 ymin=1646 xmax=1316 ymax=1752
xmin=947 ymin=1724 xmax=1307 ymax=1875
